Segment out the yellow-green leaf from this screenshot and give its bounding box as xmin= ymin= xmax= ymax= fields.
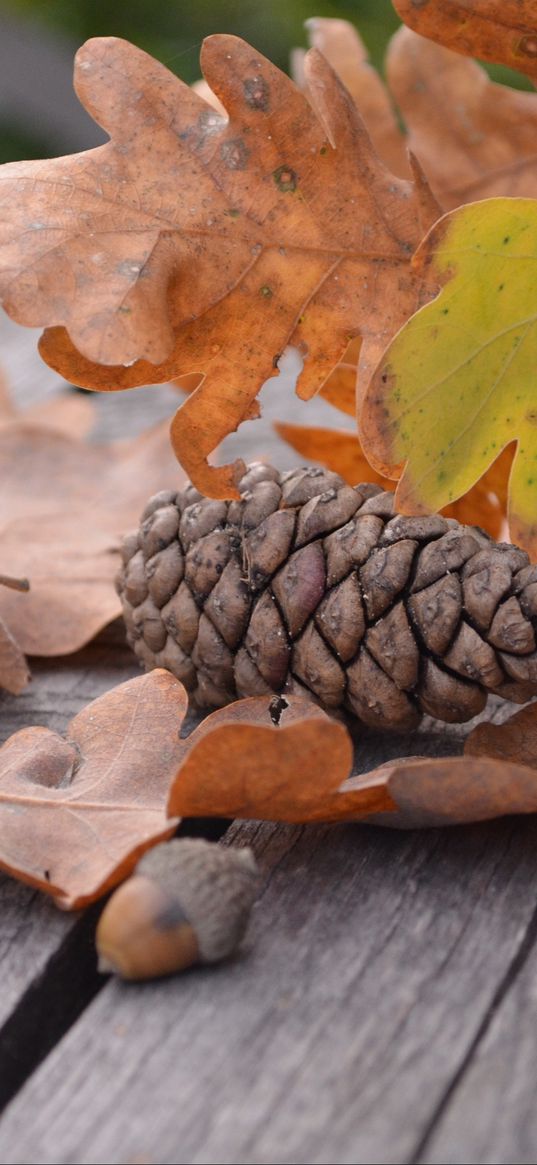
xmin=361 ymin=197 xmax=537 ymax=557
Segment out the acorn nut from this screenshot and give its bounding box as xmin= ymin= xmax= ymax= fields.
xmin=96 ymin=838 xmax=260 ymax=980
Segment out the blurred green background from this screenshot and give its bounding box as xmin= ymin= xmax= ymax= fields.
xmin=0 ymin=0 xmax=531 ymax=162
xmin=0 ymin=0 xmax=399 ymax=161
xmin=7 ymin=0 xmax=400 ymax=73
xmin=3 ymin=0 xmax=398 ymax=79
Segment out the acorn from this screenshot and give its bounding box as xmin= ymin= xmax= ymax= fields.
xmin=96 ymin=838 xmax=260 ymax=980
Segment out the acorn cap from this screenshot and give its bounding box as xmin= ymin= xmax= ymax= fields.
xmin=137 ymin=838 xmax=259 ymax=962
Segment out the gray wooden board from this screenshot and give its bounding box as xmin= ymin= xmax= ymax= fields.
xmin=0 ymin=813 xmax=536 ymax=1165
xmin=421 ymin=909 xmax=537 ymax=1165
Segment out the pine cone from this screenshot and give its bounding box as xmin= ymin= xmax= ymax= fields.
xmin=116 ymin=463 xmax=537 ymax=732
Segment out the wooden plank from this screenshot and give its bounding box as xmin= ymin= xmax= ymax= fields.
xmin=418 ymin=908 xmax=537 ymax=1165
xmin=1 ymin=808 xmax=537 ymax=1164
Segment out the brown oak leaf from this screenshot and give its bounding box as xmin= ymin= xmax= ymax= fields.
xmin=297 ymin=19 xmax=537 ymax=210
xmin=465 ymin=701 xmax=537 ymax=769
xmin=0 ymin=365 xmax=101 ymax=681
xmin=387 ymin=27 xmax=537 ymax=208
xmin=0 ymin=669 xmax=186 ymax=908
xmin=359 ymin=755 xmax=537 ymax=829
xmin=0 ymin=34 xmax=438 ymax=498
xmin=291 ymin=17 xmax=409 ymax=178
xmin=0 ymin=419 xmax=184 ymax=656
xmin=0 ymin=616 xmax=30 ymax=695
xmin=168 ymin=694 xmax=537 ymax=830
xmin=168 ymin=695 xmax=357 ymax=824
xmin=393 ymin=0 xmax=537 ymax=79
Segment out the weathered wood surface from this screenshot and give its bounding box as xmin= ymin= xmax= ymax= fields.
xmin=1 ymin=314 xmax=537 ymax=1164
xmin=2 ymin=813 xmax=537 ymax=1165
xmin=422 ymin=924 xmax=537 ymax=1165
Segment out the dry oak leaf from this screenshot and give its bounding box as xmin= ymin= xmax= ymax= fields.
xmin=168 ymin=695 xmax=358 ymax=824
xmin=0 ymin=420 xmax=183 ymax=656
xmin=167 ymin=693 xmax=537 ymax=830
xmin=296 ymin=19 xmax=537 ymax=212
xmin=361 ymin=755 xmax=537 ymax=829
xmin=465 ymin=700 xmax=537 ymax=769
xmin=0 ymin=670 xmax=186 ymax=909
xmin=361 ymin=198 xmax=537 ymax=557
xmin=0 ymin=370 xmax=97 ymax=686
xmin=393 ymin=1 xmax=537 ymax=79
xmin=0 ymin=548 xmax=31 ymax=696
xmin=274 ymin=421 xmax=388 ymax=490
xmin=291 ymin=18 xmax=409 ymax=179
xmin=386 ymin=26 xmax=537 ymax=208
xmin=0 ymin=33 xmax=438 ymax=498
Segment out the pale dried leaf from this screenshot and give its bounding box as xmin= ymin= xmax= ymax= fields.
xmin=0 ymin=670 xmax=186 ymax=908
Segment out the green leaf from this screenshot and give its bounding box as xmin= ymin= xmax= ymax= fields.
xmin=361 ymin=197 xmax=537 ymax=557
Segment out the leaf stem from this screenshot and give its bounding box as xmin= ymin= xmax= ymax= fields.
xmin=0 ymin=573 xmax=30 ymax=592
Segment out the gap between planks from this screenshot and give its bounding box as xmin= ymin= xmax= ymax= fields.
xmin=1 ymin=813 xmax=537 ymax=1163
xmin=0 ymin=817 xmax=230 ymax=1118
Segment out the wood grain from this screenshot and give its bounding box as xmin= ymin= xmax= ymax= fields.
xmin=0 ymin=813 xmax=536 ymax=1164
xmin=419 ymin=912 xmax=537 ymax=1164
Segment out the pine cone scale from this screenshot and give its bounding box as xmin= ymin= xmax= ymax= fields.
xmin=117 ymin=464 xmax=537 ymax=731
